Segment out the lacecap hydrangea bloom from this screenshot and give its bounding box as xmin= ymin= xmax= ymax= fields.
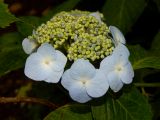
xmin=61 ymin=59 xmax=109 ymax=103
xmin=25 ymin=43 xmax=67 ymax=83
xmin=22 ymin=10 xmax=134 ymax=103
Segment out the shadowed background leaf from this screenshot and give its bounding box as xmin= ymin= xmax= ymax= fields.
xmin=44 ymin=88 xmax=152 ymax=120
xmin=0 ymin=32 xmax=26 ymax=76
xmin=0 ymin=2 xmax=18 ymax=28
xmin=91 ymin=88 xmax=152 ymax=120
xmin=44 ymin=104 xmax=92 ymax=120
xmin=16 ymin=16 xmax=42 ymax=37
xmin=128 ymin=45 xmax=160 ymax=70
xmin=150 ymin=31 xmax=160 ymax=55
xmin=102 ymin=0 xmax=147 ymax=33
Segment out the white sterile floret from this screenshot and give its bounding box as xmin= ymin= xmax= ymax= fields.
xmin=22 ymin=38 xmax=38 ymax=54
xmin=112 ymin=43 xmax=130 ymax=58
xmin=24 ymin=43 xmax=67 ymax=83
xmin=89 ymin=12 xmax=102 ymax=23
xmin=100 ymin=50 xmax=134 ymax=92
xmin=61 ymin=59 xmax=109 ymax=103
xmin=109 ymin=26 xmax=126 ymax=45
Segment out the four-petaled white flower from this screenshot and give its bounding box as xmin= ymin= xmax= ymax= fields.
xmin=24 ymin=43 xmax=67 ymax=83
xmin=109 ymin=26 xmax=126 ymax=46
xmin=100 ymin=49 xmax=134 ymax=92
xmin=22 ymin=38 xmax=38 ymax=54
xmin=61 ymin=59 xmax=109 ymax=103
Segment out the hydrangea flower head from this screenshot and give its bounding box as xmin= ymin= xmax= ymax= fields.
xmin=61 ymin=59 xmax=109 ymax=103
xmin=22 ymin=10 xmax=134 ymax=103
xmin=24 ymin=43 xmax=67 ymax=83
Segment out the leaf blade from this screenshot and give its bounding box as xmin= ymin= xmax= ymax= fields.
xmin=102 ymin=0 xmax=146 ymax=33
xmin=44 ymin=104 xmax=92 ymax=120
xmin=0 ymin=2 xmax=18 ymax=28
xmin=0 ymin=32 xmax=26 ymax=76
xmin=91 ymin=88 xmax=152 ymax=120
xmin=129 ymin=45 xmax=160 ymax=70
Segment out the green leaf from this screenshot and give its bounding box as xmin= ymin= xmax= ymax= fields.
xmin=102 ymin=0 xmax=146 ymax=33
xmin=154 ymin=0 xmax=160 ymax=12
xmin=0 ymin=32 xmax=26 ymax=76
xmin=129 ymin=45 xmax=160 ymax=70
xmin=150 ymin=31 xmax=160 ymax=55
xmin=91 ymin=88 xmax=152 ymax=120
xmin=44 ymin=104 xmax=92 ymax=120
xmin=45 ymin=89 xmax=152 ymax=120
xmin=16 ymin=16 xmax=42 ymax=37
xmin=132 ymin=57 xmax=160 ymax=70
xmin=0 ymin=2 xmax=18 ymax=28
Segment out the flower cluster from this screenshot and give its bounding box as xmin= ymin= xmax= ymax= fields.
xmin=26 ymin=10 xmax=114 ymax=61
xmin=22 ymin=10 xmax=134 ymax=103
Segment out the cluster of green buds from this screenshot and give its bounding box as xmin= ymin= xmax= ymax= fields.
xmin=28 ymin=10 xmax=114 ymax=61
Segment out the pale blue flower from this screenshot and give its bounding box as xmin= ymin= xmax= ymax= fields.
xmin=109 ymin=26 xmax=126 ymax=45
xmin=100 ymin=51 xmax=134 ymax=92
xmin=22 ymin=38 xmax=38 ymax=54
xmin=24 ymin=43 xmax=67 ymax=83
xmin=61 ymin=59 xmax=109 ymax=103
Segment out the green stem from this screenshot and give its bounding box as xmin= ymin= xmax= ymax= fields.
xmin=134 ymin=83 xmax=160 ymax=87
xmin=0 ymin=97 xmax=59 ymax=109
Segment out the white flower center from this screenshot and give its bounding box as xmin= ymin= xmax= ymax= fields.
xmin=42 ymin=57 xmax=54 ymax=68
xmin=115 ymin=64 xmax=123 ymax=72
xmin=80 ymin=79 xmax=89 ymax=85
xmin=44 ymin=60 xmax=50 ymax=65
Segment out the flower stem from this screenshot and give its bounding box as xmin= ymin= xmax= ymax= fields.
xmin=0 ymin=97 xmax=59 ymax=109
xmin=134 ymin=83 xmax=160 ymax=87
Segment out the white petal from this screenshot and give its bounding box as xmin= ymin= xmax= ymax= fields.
xmin=22 ymin=38 xmax=38 ymax=54
xmin=61 ymin=69 xmax=77 ymax=90
xmin=46 ymin=70 xmax=64 ymax=83
xmin=89 ymin=12 xmax=102 ymax=23
xmin=107 ymin=72 xmax=123 ymax=92
xmin=54 ymin=50 xmax=67 ymax=71
xmin=24 ymin=53 xmax=50 ymax=80
xmin=86 ymin=70 xmax=109 ymax=98
xmin=37 ymin=43 xmax=66 ymax=72
xmin=112 ymin=43 xmax=130 ymax=58
xmin=69 ymin=83 xmax=92 ymax=103
xmin=120 ymin=62 xmax=134 ymax=84
xmin=109 ymin=26 xmax=126 ymax=45
xmin=100 ymin=55 xmax=116 ymax=74
xmin=37 ymin=43 xmax=56 ymax=57
xmin=70 ymin=59 xmax=96 ymax=80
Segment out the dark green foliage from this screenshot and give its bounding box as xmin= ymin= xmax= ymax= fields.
xmin=0 ymin=32 xmax=26 ymax=76
xmin=0 ymin=2 xmax=18 ymax=28
xmin=45 ymin=88 xmax=152 ymax=120
xmin=102 ymin=0 xmax=146 ymax=33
